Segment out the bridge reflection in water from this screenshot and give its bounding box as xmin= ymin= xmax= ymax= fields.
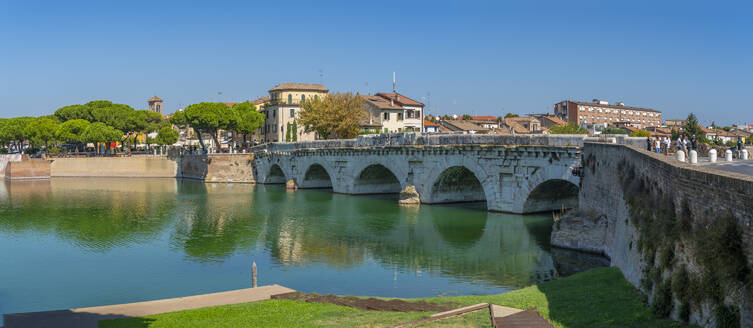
xmin=0 ymin=178 xmax=604 ymax=321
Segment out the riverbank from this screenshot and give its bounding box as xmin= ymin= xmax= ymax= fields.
xmin=100 ymin=268 xmax=690 ymax=328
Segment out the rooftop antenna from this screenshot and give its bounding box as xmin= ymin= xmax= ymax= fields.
xmin=391 ymin=72 xmax=396 ymax=106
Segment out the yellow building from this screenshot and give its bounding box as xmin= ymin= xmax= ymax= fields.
xmin=261 ymin=83 xmax=328 ymax=142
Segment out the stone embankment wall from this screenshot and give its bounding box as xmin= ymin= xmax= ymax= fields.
xmin=250 ymin=132 xmax=646 ymax=152
xmin=5 ymin=159 xmax=51 ymax=180
xmin=181 ymin=154 xmax=256 ymax=183
xmin=553 ymin=142 xmax=753 ymax=327
xmin=50 ymin=157 xmax=178 ymax=178
xmin=0 ymin=154 xmax=23 ymax=173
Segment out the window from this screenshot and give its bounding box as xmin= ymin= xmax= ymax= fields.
xmin=288 ymin=94 xmax=292 ymax=104
xmin=314 ymin=95 xmax=319 ymax=100
xmin=383 ymin=128 xmax=388 ymax=133
xmin=598 ymin=108 xmax=603 ymax=113
xmin=301 ymin=94 xmax=305 ymax=102
xmin=157 ymin=104 xmax=161 ymax=111
xmin=579 ymin=106 xmax=585 ymax=112
xmin=383 ymin=112 xmax=390 ymax=120
xmin=398 ymin=113 xmax=403 ymax=120
xmin=290 ymin=108 xmax=295 ymax=117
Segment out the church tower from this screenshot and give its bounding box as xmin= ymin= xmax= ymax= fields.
xmin=148 ymin=96 xmax=163 ymax=115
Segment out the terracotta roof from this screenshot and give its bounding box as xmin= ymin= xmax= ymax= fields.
xmin=440 ymin=120 xmax=489 ymax=132
xmin=251 ymin=96 xmax=270 ymax=105
xmin=148 ymin=96 xmax=162 ymax=102
xmin=424 ymin=120 xmax=439 ymax=127
xmin=490 ymin=128 xmax=512 ymax=135
xmin=699 ymin=126 xmax=716 ymax=134
xmin=505 ymin=116 xmax=540 ymax=123
xmin=223 ymin=102 xmax=239 ymax=108
xmin=359 ymin=119 xmax=382 ymax=128
xmin=537 ymin=115 xmax=567 ymax=126
xmin=269 ymin=83 xmax=328 ymax=92
xmin=472 ymin=115 xmax=497 ymax=121
xmin=361 ymin=95 xmax=403 ymax=110
xmin=374 ymin=93 xmax=424 ymax=107
xmin=568 ymin=100 xmax=660 ymax=113
xmin=503 ymin=121 xmax=530 ymax=134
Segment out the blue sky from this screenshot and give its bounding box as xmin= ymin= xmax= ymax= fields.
xmin=1 ymin=0 xmax=751 ymax=125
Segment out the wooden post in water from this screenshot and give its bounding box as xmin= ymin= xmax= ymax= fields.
xmin=252 ymin=261 xmax=258 ymax=288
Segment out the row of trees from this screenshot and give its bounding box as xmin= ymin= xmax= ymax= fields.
xmin=0 ymin=100 xmax=178 ymax=154
xmin=170 ymin=102 xmax=264 ymax=152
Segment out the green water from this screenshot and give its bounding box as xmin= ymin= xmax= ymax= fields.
xmin=0 ymin=178 xmax=589 ymax=323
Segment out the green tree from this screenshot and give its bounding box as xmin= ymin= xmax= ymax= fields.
xmin=504 ymin=113 xmax=519 ymax=118
xmin=285 ymin=123 xmax=292 ymax=142
xmin=155 ymin=126 xmax=179 ymax=146
xmin=296 ymin=92 xmax=366 ymax=140
xmin=683 ymin=113 xmax=703 ymax=141
xmin=462 ymin=114 xmax=473 ymax=120
xmin=24 ymin=118 xmax=58 ymax=151
xmin=184 ymin=102 xmax=234 ymax=152
xmin=4 ymin=117 xmax=35 ymax=152
xmin=629 ymin=129 xmax=651 ymax=137
xmin=230 ymin=102 xmax=263 ymax=148
xmin=0 ymin=119 xmax=9 ymax=151
xmin=169 ymin=110 xmax=188 ymax=128
xmin=548 ymin=123 xmax=588 ymax=134
xmin=83 ymin=122 xmax=123 ymax=143
xmin=56 ymin=119 xmax=91 ymax=152
xmin=55 ymin=104 xmax=92 ymax=122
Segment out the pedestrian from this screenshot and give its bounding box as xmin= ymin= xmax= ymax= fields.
xmin=654 ymin=137 xmax=661 ymax=154
xmin=683 ymin=136 xmax=690 ymax=153
xmin=663 ymin=136 xmax=670 ymax=155
xmin=691 ymin=136 xmax=697 ymax=151
xmin=676 ymin=135 xmax=683 ymax=153
xmin=647 ymin=137 xmax=652 ymax=151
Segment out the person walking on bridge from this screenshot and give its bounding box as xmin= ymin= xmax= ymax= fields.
xmin=647 ymin=137 xmax=652 ymax=151
xmin=654 ymin=137 xmax=661 ymax=154
xmin=663 ymin=136 xmax=670 ymax=156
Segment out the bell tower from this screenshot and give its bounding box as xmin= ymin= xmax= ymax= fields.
xmin=148 ymin=96 xmax=163 ymax=115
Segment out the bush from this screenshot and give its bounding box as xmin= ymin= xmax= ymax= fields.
xmin=629 ymin=130 xmax=651 ymax=137
xmin=602 ymin=127 xmax=627 ymax=134
xmin=549 ymin=123 xmax=588 ymax=134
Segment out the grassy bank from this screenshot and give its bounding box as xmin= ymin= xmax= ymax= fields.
xmin=100 ymin=267 xmax=689 ymax=328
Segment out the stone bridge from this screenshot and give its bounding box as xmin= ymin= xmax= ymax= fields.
xmin=249 ymin=134 xmax=613 ymax=213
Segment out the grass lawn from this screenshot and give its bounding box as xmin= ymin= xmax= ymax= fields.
xmin=100 ymin=267 xmax=691 ymax=328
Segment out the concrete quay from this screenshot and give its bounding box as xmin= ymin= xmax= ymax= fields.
xmin=2 ymin=285 xmax=295 ymax=328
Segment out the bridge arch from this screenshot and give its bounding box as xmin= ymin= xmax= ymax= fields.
xmin=264 ymin=164 xmax=288 ymax=184
xmin=351 ymin=163 xmax=402 ymax=194
xmin=522 ymin=179 xmax=579 ymax=213
xmin=425 ymin=165 xmax=489 ymax=204
xmin=300 ymin=163 xmax=333 ymax=189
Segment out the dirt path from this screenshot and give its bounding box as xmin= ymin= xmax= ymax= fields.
xmin=272 ymin=292 xmax=458 ymax=312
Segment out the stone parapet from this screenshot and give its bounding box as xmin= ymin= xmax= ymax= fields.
xmin=249 ymin=133 xmax=648 ymax=154
xmin=574 ymin=142 xmax=753 ymax=327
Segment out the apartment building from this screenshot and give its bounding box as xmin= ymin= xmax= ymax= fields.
xmin=554 ymin=99 xmax=662 ymax=129
xmin=261 ymin=83 xmax=328 ymax=142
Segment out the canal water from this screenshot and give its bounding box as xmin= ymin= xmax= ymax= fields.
xmin=0 ymin=178 xmax=600 ymax=323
